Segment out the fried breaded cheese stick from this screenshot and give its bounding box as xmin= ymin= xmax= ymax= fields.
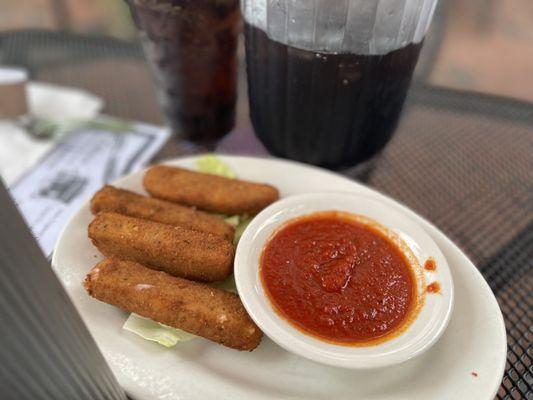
xmin=88 ymin=212 xmax=234 ymax=282
xmin=90 ymin=186 xmax=234 ymax=241
xmin=143 ymin=165 xmax=279 ymax=215
xmin=84 ymin=258 xmax=262 ymax=351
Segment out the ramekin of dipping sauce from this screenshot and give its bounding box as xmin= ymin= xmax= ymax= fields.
xmin=235 ymin=192 xmax=453 ymax=369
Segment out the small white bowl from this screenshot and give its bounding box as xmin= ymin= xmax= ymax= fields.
xmin=235 ymin=192 xmax=454 ymax=369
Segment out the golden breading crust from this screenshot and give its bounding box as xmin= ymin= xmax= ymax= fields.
xmin=84 ymin=258 xmax=263 ymax=351
xmin=88 ymin=212 xmax=234 ymax=282
xmin=90 ymin=185 xmax=234 ymax=241
xmin=143 ymin=165 xmax=279 ymax=215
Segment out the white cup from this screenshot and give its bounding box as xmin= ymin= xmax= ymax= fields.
xmin=0 ymin=67 xmax=29 ymax=119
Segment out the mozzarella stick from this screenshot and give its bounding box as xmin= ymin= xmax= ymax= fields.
xmin=90 ymin=186 xmax=234 ymax=241
xmin=88 ymin=212 xmax=234 ymax=282
xmin=84 ymin=259 xmax=262 ymax=351
xmin=143 ymin=165 xmax=279 ymax=215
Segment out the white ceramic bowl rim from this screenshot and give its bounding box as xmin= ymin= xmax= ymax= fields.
xmin=235 ymin=191 xmax=454 ymax=369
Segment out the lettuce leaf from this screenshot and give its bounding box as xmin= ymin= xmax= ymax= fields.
xmin=224 ymin=215 xmax=240 ymax=228
xmin=123 ymin=314 xmax=196 ymax=346
xmin=234 ymin=215 xmax=251 ymax=244
xmin=196 ymin=154 xmax=236 ymax=178
xmin=123 ymin=155 xmax=249 ymax=347
xmin=210 ymin=274 xmax=238 ymax=294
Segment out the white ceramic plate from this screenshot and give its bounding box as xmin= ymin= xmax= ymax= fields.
xmin=52 ymin=155 xmax=506 ymax=400
xmin=235 ymin=192 xmax=454 ymax=369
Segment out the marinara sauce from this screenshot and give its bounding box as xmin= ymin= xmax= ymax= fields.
xmin=260 ymin=211 xmax=419 ymax=345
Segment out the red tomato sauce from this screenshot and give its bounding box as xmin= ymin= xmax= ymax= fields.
xmin=260 ymin=211 xmax=418 ymax=345
xmin=427 ymin=282 xmax=441 ymax=294
xmin=424 ymin=258 xmax=437 ymax=271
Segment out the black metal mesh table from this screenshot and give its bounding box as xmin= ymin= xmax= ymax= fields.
xmin=359 ymin=87 xmax=532 ymax=400
xmin=1 ymin=30 xmax=531 ymax=400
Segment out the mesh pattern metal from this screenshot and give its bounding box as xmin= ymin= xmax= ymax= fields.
xmin=358 ymin=86 xmax=532 ymax=400
xmin=0 ymin=29 xmax=162 ymax=123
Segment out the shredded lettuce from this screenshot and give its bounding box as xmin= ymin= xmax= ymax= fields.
xmin=224 ymin=215 xmax=240 ymax=228
xmin=123 ymin=314 xmax=197 ymax=346
xmin=196 ymin=154 xmax=236 ymax=178
xmin=211 ymin=274 xmax=238 ymax=294
xmin=123 ymin=155 xmax=250 ymax=347
xmin=234 ymin=215 xmax=251 ymax=244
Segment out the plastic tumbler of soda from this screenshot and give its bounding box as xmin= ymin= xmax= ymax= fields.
xmin=127 ymin=0 xmax=240 ymax=144
xmin=242 ymin=0 xmax=438 ymax=168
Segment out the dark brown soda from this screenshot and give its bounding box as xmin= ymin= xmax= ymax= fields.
xmin=244 ymin=23 xmax=423 ymax=168
xmin=128 ymin=0 xmax=240 ymax=143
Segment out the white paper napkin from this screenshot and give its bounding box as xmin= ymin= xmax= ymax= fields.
xmin=0 ymin=82 xmax=104 ymax=185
